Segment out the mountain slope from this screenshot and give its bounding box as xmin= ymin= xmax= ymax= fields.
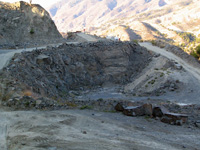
xmin=48 ymin=0 xmax=174 ymax=32
xmin=0 ymin=1 xmax=63 ymax=48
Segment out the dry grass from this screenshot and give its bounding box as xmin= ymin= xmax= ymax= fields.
xmin=23 ymin=90 xmax=32 ymax=97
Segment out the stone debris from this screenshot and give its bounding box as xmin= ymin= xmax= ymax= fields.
xmin=116 ymin=102 xmax=189 ymax=126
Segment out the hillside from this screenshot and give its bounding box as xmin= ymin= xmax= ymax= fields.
xmin=48 ymin=0 xmax=177 ymax=32
xmin=48 ymin=0 xmax=200 ymax=49
xmin=0 ymin=1 xmax=63 ymax=49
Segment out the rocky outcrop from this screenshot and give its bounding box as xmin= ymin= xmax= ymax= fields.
xmin=3 ymin=41 xmax=152 ymax=100
xmin=0 ymin=1 xmax=63 ymax=48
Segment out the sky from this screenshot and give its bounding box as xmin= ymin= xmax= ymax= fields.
xmin=1 ymin=0 xmax=61 ymax=8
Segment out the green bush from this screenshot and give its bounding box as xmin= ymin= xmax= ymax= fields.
xmin=30 ymin=28 xmax=34 ymax=34
xmin=190 ymin=44 xmax=200 ymax=59
xmin=190 ymin=51 xmax=199 ymax=58
xmin=195 ymin=44 xmax=200 ymax=57
xmin=151 ymin=40 xmax=156 ymax=46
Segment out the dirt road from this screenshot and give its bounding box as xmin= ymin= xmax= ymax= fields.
xmin=77 ymin=33 xmax=97 ymax=42
xmin=139 ymin=42 xmax=200 ymax=82
xmin=0 ymin=109 xmax=199 ymax=150
xmin=0 ymin=42 xmax=79 ymax=70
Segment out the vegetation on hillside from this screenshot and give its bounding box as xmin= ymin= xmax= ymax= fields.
xmin=191 ymin=44 xmax=200 ymax=59
xmin=176 ymin=32 xmax=196 ymax=44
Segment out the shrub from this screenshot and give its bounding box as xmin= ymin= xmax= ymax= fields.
xmin=190 ymin=51 xmax=199 ymax=58
xmin=195 ymin=44 xmax=200 ymax=57
xmin=30 ymin=28 xmax=34 ymax=34
xmin=151 ymin=40 xmax=156 ymax=46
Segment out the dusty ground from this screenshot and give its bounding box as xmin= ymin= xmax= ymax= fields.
xmin=0 ymin=107 xmax=199 ymax=150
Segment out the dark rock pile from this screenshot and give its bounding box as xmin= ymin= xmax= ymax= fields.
xmin=2 ymin=41 xmax=152 ymax=102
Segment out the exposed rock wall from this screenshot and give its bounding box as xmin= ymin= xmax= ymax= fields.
xmin=4 ymin=41 xmax=152 ymax=99
xmin=0 ymin=1 xmax=63 ymax=48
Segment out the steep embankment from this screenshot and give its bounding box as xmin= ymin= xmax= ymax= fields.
xmin=0 ymin=1 xmax=63 ymax=49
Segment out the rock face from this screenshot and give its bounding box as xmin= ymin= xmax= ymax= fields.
xmin=0 ymin=1 xmax=63 ymax=48
xmin=5 ymin=41 xmax=152 ymax=99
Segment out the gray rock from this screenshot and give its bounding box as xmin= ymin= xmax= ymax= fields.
xmin=123 ymin=103 xmax=152 ymax=117
xmin=123 ymin=106 xmax=145 ymax=116
xmin=161 ymin=112 xmax=188 ymax=125
xmin=36 ymin=54 xmax=50 ymax=64
xmin=175 ymin=64 xmax=182 ymax=70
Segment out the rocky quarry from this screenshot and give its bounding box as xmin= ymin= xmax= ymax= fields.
xmin=1 ymin=40 xmax=200 ymax=150
xmin=0 ymin=1 xmax=63 ymax=49
xmin=0 ymin=40 xmax=200 ymax=127
xmin=0 ymin=41 xmax=151 ymax=106
xmin=0 ymin=1 xmax=200 ymax=150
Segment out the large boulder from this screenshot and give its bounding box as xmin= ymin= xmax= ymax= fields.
xmin=123 ymin=103 xmax=152 ymax=117
xmin=153 ymin=106 xmax=188 ymax=125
